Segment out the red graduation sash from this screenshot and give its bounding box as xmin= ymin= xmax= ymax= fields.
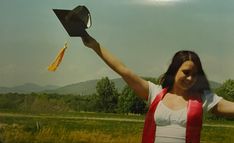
xmin=142 ymin=88 xmax=203 ymax=143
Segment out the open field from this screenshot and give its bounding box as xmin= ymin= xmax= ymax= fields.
xmin=0 ymin=112 xmax=234 ymax=143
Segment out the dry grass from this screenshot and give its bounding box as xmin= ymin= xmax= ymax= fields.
xmin=1 ymin=123 xmax=234 ymax=143
xmin=0 ymin=124 xmax=141 ymax=143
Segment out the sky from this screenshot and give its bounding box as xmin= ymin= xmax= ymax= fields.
xmin=0 ymin=0 xmax=234 ymax=87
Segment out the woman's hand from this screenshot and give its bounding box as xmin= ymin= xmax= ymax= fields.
xmin=81 ymin=32 xmax=100 ymax=49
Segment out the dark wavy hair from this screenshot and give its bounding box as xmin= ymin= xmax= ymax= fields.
xmin=160 ymin=50 xmax=210 ymax=93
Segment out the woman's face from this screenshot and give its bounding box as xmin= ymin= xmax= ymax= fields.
xmin=174 ymin=60 xmax=198 ymax=91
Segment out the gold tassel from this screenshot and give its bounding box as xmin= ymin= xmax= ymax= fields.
xmin=48 ymin=42 xmax=68 ymax=72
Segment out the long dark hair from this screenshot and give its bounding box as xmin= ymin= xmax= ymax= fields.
xmin=160 ymin=50 xmax=210 ymax=93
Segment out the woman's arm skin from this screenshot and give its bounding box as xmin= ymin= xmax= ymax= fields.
xmin=81 ymin=35 xmax=149 ymax=100
xmin=212 ymin=99 xmax=234 ymax=117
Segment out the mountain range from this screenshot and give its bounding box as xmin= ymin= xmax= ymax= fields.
xmin=0 ymin=78 xmax=221 ymax=95
xmin=0 ymin=83 xmax=59 ymax=94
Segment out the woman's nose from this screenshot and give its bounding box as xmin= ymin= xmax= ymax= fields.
xmin=187 ymin=76 xmax=192 ymax=81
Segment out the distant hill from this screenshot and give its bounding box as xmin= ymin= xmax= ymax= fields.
xmin=0 ymin=83 xmax=59 ymax=94
xmin=209 ymin=81 xmax=222 ymax=90
xmin=0 ymin=78 xmax=222 ymax=95
xmin=43 ymin=78 xmax=126 ymax=95
xmin=42 ymin=78 xmax=222 ymax=95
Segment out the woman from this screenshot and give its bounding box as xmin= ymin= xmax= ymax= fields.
xmin=81 ymin=34 xmax=234 ymax=143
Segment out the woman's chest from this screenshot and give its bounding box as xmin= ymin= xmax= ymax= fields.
xmin=154 ymin=101 xmax=187 ymax=127
xmin=161 ymin=93 xmax=188 ymax=111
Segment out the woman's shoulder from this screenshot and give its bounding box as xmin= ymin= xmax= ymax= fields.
xmin=148 ymin=81 xmax=163 ymax=104
xmin=148 ymin=81 xmax=162 ymax=90
xmin=202 ymin=90 xmax=223 ymax=112
xmin=202 ymin=90 xmax=221 ymax=99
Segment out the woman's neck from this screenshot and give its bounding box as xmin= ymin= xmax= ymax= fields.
xmin=170 ymin=86 xmax=190 ymax=98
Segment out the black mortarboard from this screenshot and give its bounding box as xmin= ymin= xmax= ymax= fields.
xmin=53 ymin=5 xmax=91 ymax=37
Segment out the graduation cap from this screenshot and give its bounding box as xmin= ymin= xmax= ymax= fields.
xmin=48 ymin=5 xmax=92 ymax=72
xmin=53 ymin=5 xmax=92 ymax=37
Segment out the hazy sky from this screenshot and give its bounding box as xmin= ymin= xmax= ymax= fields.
xmin=0 ymin=0 xmax=234 ymax=87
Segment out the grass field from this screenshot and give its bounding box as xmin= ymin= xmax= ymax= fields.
xmin=0 ymin=112 xmax=233 ymax=143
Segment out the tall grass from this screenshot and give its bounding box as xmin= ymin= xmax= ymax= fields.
xmin=201 ymin=126 xmax=234 ymax=143
xmin=0 ymin=112 xmax=233 ymax=143
xmin=0 ymin=124 xmax=141 ymax=143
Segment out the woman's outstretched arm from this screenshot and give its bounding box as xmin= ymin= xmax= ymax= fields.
xmin=212 ymin=99 xmax=234 ymax=117
xmin=81 ymin=34 xmax=149 ymax=100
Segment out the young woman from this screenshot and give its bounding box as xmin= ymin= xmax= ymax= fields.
xmin=81 ymin=34 xmax=234 ymax=143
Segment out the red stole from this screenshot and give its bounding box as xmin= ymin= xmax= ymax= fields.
xmin=142 ymin=88 xmax=203 ymax=143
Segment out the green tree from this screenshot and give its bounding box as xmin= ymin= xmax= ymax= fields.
xmin=205 ymin=79 xmax=234 ymax=120
xmin=85 ymin=93 xmax=99 ymax=112
xmin=117 ymin=77 xmax=159 ymax=114
xmin=118 ymin=85 xmax=147 ymax=114
xmin=0 ymin=93 xmax=25 ymax=110
xmin=215 ymin=79 xmax=234 ymax=101
xmin=96 ymin=77 xmax=119 ymax=112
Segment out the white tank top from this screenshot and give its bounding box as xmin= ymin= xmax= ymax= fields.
xmin=147 ymin=81 xmax=223 ymax=143
xmin=155 ymin=101 xmax=186 ymax=143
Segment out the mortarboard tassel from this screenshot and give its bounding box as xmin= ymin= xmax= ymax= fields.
xmin=48 ymin=42 xmax=68 ymax=71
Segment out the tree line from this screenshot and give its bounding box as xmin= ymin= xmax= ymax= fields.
xmin=0 ymin=77 xmax=233 ymax=119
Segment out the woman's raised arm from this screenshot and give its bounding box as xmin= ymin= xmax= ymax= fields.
xmin=81 ymin=34 xmax=149 ymax=100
